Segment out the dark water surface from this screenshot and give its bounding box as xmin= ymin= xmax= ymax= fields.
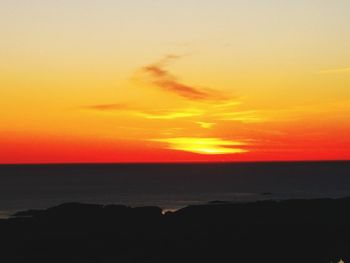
xmin=0 ymin=161 xmax=349 ymax=217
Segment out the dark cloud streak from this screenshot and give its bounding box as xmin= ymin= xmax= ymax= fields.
xmin=142 ymin=56 xmax=225 ymax=101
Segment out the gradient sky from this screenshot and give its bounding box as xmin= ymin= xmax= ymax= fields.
xmin=1 ymin=0 xmax=350 ymax=163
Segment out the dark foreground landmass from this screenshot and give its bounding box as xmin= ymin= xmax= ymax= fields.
xmin=1 ymin=198 xmax=350 ymax=263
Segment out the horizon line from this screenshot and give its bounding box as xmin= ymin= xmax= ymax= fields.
xmin=1 ymin=159 xmax=350 ymax=166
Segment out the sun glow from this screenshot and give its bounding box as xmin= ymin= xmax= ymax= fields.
xmin=151 ymin=137 xmax=249 ymax=155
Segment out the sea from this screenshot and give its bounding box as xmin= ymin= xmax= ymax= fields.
xmin=0 ymin=161 xmax=350 ymax=218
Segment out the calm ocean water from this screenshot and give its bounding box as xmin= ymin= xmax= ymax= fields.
xmin=0 ymin=162 xmax=349 ymax=218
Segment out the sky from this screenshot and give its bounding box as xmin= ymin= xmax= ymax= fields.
xmin=1 ymin=0 xmax=350 ymax=163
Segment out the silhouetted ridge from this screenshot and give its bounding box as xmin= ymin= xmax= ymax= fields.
xmin=2 ymin=198 xmax=350 ymax=262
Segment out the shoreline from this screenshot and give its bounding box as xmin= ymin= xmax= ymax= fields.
xmin=2 ymin=193 xmax=349 ymax=219
xmin=5 ymin=195 xmax=350 ymax=219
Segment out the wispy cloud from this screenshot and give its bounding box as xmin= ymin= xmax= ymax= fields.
xmin=135 ymin=108 xmax=204 ymax=120
xmin=82 ymin=56 xmax=266 ymax=132
xmin=151 ymin=137 xmax=249 ymax=155
xmin=83 ymin=104 xmax=204 ymax=120
xmin=196 ymin=121 xmax=216 ymax=129
xmin=141 ymin=55 xmax=225 ymax=101
xmin=212 ymin=100 xmax=242 ymax=108
xmin=319 ymin=67 xmax=350 ymax=74
xmin=82 ymin=103 xmax=127 ymax=111
xmin=215 ymin=110 xmax=265 ymax=123
xmin=82 ymin=99 xmax=265 ymax=125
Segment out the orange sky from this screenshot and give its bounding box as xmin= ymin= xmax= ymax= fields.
xmin=1 ymin=0 xmax=350 ymax=163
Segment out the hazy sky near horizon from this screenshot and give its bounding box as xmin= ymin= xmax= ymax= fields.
xmin=1 ymin=0 xmax=350 ymax=163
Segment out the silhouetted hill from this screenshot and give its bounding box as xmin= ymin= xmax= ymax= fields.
xmin=1 ymin=198 xmax=350 ymax=262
